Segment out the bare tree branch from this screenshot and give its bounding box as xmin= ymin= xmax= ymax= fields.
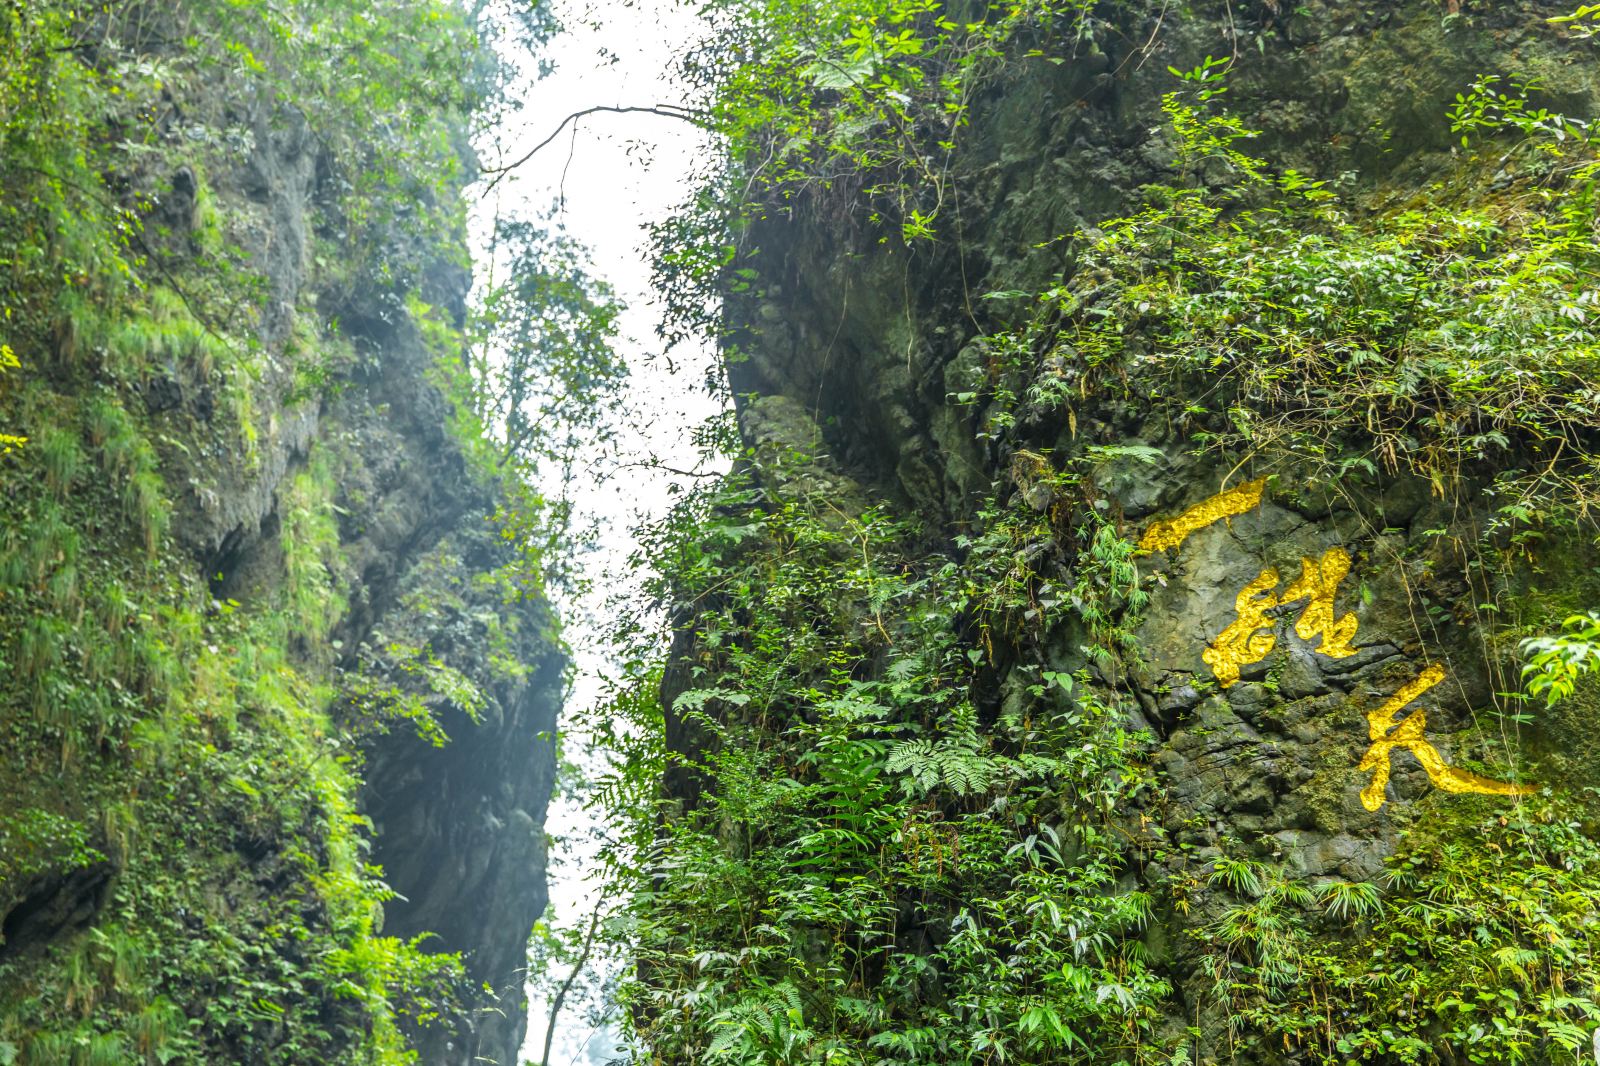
xmin=539 ymin=897 xmax=607 ymax=1066
xmin=618 ymin=459 xmax=721 ymax=478
xmin=482 ymin=105 xmax=707 ymax=191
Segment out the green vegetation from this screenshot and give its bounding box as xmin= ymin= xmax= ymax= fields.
xmin=652 ymin=0 xmax=1089 ymax=346
xmin=1200 ymin=802 xmax=1600 ymax=1064
xmin=588 ymin=464 xmax=1174 ymax=1063
xmin=468 ymin=216 xmax=626 ymax=597
xmin=691 ymin=0 xmax=1093 ymax=235
xmin=6 ymin=0 xmax=1600 ymax=1060
xmin=1522 ymin=612 xmax=1600 ymax=708
xmin=969 ymin=63 xmax=1600 ymax=532
xmin=576 ymin=3 xmax=1600 ymax=1065
xmin=0 ymin=0 xmax=578 ymax=1061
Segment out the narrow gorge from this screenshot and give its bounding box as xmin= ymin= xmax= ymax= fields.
xmin=3 ymin=1 xmax=1599 ymax=1065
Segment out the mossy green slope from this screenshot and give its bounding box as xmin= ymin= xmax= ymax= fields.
xmin=0 ymin=2 xmax=562 ymax=1063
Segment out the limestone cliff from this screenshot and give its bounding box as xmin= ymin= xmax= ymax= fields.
xmin=628 ymin=1 xmax=1600 ymax=1061
xmin=0 ymin=3 xmax=558 ymax=1063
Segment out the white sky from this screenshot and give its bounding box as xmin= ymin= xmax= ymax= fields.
xmin=471 ymin=1 xmax=720 ymax=1062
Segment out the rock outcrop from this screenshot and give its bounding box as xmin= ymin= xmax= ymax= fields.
xmin=0 ymin=5 xmax=559 ymax=1063
xmin=644 ymin=1 xmax=1600 ymax=1060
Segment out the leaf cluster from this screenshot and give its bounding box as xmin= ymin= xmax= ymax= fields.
xmin=584 ymin=450 xmax=1174 ymax=1063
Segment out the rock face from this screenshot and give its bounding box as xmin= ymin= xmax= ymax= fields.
xmin=357 ymin=520 xmax=564 ymax=1063
xmin=183 ymin=88 xmax=563 ymax=1066
xmin=0 ymin=6 xmax=558 ymax=1063
xmin=647 ymin=1 xmax=1600 ymax=1060
xmin=160 ymin=106 xmax=563 ymax=1066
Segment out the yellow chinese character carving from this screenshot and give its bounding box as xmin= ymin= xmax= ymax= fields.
xmin=1138 ymin=477 xmax=1267 ymax=554
xmin=1357 ymin=662 xmax=1537 ymax=812
xmin=1202 ymin=567 xmax=1280 ymax=688
xmin=1280 ymin=548 xmax=1359 ymax=658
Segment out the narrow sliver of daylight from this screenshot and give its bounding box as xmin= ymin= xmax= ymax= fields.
xmin=476 ymin=2 xmax=720 ymax=1062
